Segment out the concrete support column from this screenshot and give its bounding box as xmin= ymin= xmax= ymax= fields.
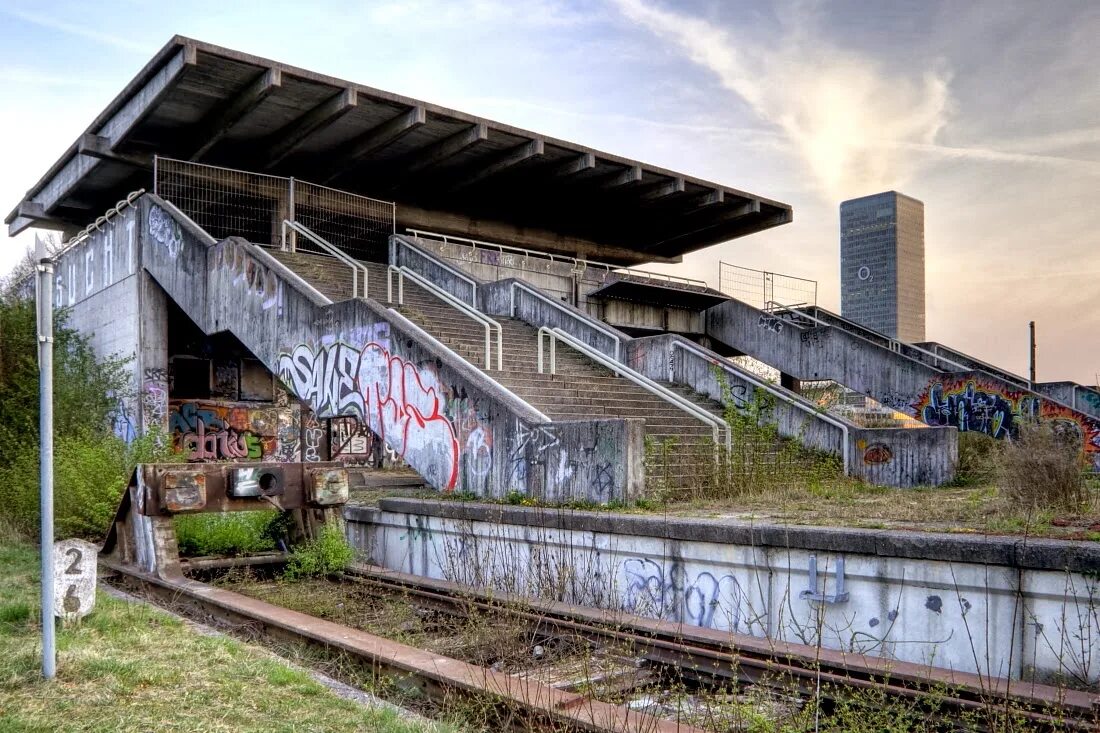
xmin=138 ymin=272 xmax=170 ymax=436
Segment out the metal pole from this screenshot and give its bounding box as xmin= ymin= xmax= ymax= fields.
xmin=35 ymin=236 xmax=55 ymax=680
xmin=1029 ymin=320 xmax=1037 ymax=385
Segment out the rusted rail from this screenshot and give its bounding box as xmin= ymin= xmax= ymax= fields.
xmin=103 ymin=559 xmax=704 ymax=733
xmin=341 ymin=563 xmax=1100 ymax=731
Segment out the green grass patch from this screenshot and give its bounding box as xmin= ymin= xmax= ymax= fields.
xmin=174 ymin=510 xmax=279 ymax=556
xmin=0 ymin=536 xmax=447 ymax=732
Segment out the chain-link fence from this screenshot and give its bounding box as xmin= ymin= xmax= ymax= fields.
xmin=154 ymin=157 xmax=394 ymax=259
xmin=718 ymin=262 xmax=817 ymax=310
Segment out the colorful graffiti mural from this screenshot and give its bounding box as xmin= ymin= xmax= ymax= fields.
xmin=168 ymin=400 xmax=280 ymax=462
xmin=914 ymin=375 xmax=1100 ymax=469
xmin=277 ymin=338 xmax=470 ymax=490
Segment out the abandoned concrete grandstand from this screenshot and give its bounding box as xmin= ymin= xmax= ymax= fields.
xmin=9 ymin=36 xmax=1100 ymax=499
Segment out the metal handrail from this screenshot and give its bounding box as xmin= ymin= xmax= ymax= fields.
xmin=406 ymin=228 xmax=708 ymax=289
xmin=765 ymin=299 xmax=975 ymax=375
xmin=670 ymin=339 xmax=850 ymax=475
xmin=388 ymin=266 xmax=503 ymax=371
xmin=393 ymin=236 xmax=478 ymax=306
xmin=283 ymin=220 xmax=368 ymax=299
xmin=512 ymin=281 xmax=622 ymax=362
xmin=538 ymin=326 xmax=729 ymax=452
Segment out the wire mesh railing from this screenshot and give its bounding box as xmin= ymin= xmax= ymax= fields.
xmin=153 ymin=157 xmax=394 ymax=259
xmin=718 ymin=262 xmax=817 ymax=310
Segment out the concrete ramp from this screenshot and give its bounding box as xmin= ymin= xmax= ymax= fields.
xmin=707 ymin=297 xmax=1100 ymax=470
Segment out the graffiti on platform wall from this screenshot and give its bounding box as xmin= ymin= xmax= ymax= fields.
xmin=623 ymin=558 xmax=752 ymax=633
xmin=277 ymin=334 xmax=470 ymax=490
xmin=914 ymin=376 xmax=1100 ymax=468
xmin=148 ymin=204 xmax=183 ymax=259
xmin=168 ymin=400 xmax=281 ymax=462
xmin=213 ymin=239 xmax=284 ymax=314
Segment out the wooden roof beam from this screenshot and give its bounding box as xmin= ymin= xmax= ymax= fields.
xmin=321 ymin=105 xmax=427 ymax=184
xmin=262 ymin=87 xmax=358 ymax=170
xmin=447 ymin=138 xmax=544 ymax=192
xmin=189 ymin=68 xmax=281 ymax=161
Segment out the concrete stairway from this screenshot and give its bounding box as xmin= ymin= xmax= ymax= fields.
xmin=269 ymin=250 xmax=727 ymax=492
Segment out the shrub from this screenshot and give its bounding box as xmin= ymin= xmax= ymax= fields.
xmin=0 ymin=296 xmax=181 ymax=541
xmin=284 ymin=524 xmax=354 ymax=580
xmin=997 ymin=422 xmax=1088 ymax=512
xmin=954 ymin=431 xmax=1000 ymax=486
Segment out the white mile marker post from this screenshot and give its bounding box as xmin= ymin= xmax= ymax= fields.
xmin=35 ymin=234 xmax=56 ymax=679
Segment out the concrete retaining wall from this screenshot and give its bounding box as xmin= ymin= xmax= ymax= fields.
xmin=138 ymin=196 xmax=644 ymax=502
xmin=349 ymin=498 xmax=1100 ymax=686
xmin=626 ymin=333 xmax=957 ymax=487
xmin=706 ymin=297 xmax=1100 ymax=470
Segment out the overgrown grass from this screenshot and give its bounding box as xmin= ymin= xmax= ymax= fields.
xmin=174 ymin=510 xmax=280 ymax=556
xmin=284 ymin=524 xmax=356 ymax=579
xmin=0 ymin=536 xmax=446 ymax=733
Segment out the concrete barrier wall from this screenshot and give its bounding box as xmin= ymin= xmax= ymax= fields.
xmin=350 ymin=498 xmax=1100 ymax=685
xmin=49 ymin=205 xmax=144 ymax=443
xmin=139 ymin=196 xmax=644 ymax=502
xmin=480 ymin=278 xmax=633 ymax=361
xmin=707 ymin=297 xmax=1100 ymax=470
xmin=626 ymin=333 xmax=956 ymax=487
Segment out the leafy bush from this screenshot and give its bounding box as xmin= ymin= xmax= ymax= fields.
xmin=997 ymin=422 xmax=1088 ymax=511
xmin=0 ymin=297 xmax=181 ymax=541
xmin=284 ymin=524 xmax=354 ymax=580
xmin=174 ymin=511 xmax=280 ymax=556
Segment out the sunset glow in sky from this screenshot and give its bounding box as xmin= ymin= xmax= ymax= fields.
xmin=2 ymin=0 xmax=1098 ymax=383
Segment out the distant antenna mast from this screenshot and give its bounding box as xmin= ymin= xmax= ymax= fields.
xmin=1028 ymin=321 xmax=1036 ymax=385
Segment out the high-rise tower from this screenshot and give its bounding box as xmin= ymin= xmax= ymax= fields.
xmin=840 ymin=191 xmax=925 ymax=342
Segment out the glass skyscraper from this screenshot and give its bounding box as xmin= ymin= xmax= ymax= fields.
xmin=839 ymin=191 xmax=926 ymax=343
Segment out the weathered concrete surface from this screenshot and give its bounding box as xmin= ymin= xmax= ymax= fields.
xmin=706 ymin=297 xmax=1100 ymax=470
xmin=403 ymin=234 xmax=704 ymax=334
xmin=1034 ymin=381 xmax=1100 ymax=420
xmin=137 ymin=195 xmax=644 ymax=502
xmin=350 ymin=499 xmax=1100 ymax=685
xmin=626 ymin=333 xmax=957 ymax=487
xmin=480 ymin=277 xmax=632 ymax=361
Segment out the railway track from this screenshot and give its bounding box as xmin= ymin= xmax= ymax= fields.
xmin=339 ymin=563 xmax=1099 ymax=731
xmin=106 ymin=554 xmax=1098 ymax=732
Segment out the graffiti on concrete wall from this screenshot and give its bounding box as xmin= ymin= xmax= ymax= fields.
xmin=169 ymin=400 xmax=280 ymax=461
xmin=277 ymin=334 xmax=469 ymax=490
xmin=860 ymin=442 xmax=893 ymax=465
xmin=623 ymin=558 xmax=751 ymax=633
xmin=914 ymin=375 xmax=1100 ymax=468
xmin=212 ymin=238 xmax=284 ymax=315
xmin=148 ymin=204 xmax=183 ymax=259
xmin=142 ymin=367 xmax=169 ymax=433
xmin=54 ymin=206 xmax=137 ymax=308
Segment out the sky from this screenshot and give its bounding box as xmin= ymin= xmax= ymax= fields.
xmin=1 ymin=0 xmax=1098 ymax=384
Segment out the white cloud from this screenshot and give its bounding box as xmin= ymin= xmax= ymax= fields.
xmin=611 ymin=0 xmax=954 ymax=201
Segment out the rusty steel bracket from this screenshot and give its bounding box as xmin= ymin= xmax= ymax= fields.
xmin=103 ymin=462 xmax=350 ymax=581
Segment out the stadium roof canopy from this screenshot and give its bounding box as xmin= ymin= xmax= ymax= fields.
xmin=6 ymin=36 xmax=792 ymax=264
